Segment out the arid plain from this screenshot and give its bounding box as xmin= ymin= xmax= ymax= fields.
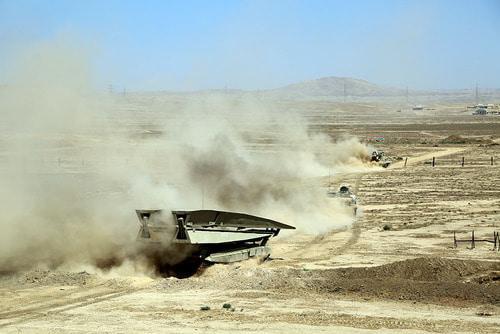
xmin=0 ymin=96 xmax=499 ymax=333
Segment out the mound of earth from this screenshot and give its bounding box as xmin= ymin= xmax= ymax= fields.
xmin=324 ymin=257 xmax=498 ymax=282
xmin=0 ymin=269 xmax=96 ymax=287
xmin=159 ymin=257 xmax=500 ymax=306
xmin=308 ymin=258 xmax=499 ymax=305
xmin=440 ymin=135 xmax=493 ymax=145
xmin=21 ymin=269 xmax=93 ymax=286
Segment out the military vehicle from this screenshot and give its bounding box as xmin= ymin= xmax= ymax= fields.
xmin=473 ymin=108 xmax=487 ymax=115
xmin=136 ymin=209 xmax=295 ymax=265
xmin=371 ymin=150 xmax=391 ymax=168
xmin=327 ymin=185 xmax=358 ymax=215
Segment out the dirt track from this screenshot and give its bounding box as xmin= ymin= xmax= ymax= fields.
xmin=1 ymin=103 xmax=499 ymax=333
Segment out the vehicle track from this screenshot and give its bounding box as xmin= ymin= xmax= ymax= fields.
xmin=282 ymin=171 xmax=366 ymax=263
xmin=322 ymin=147 xmax=470 ymax=257
xmin=0 ymin=287 xmax=143 ymax=328
xmin=330 ymin=173 xmax=364 ymax=255
xmin=389 ymin=147 xmax=469 ymax=168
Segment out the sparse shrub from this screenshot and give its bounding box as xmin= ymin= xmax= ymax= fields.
xmin=383 ymin=224 xmax=392 ymax=231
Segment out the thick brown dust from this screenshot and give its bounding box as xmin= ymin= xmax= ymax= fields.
xmin=0 ymin=39 xmax=374 ymax=276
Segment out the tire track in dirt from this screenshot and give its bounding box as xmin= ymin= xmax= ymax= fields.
xmin=329 ymin=147 xmax=470 ymax=256
xmin=283 ymin=172 xmax=366 ymax=263
xmin=0 ymin=287 xmax=143 ymax=328
xmin=330 ymin=173 xmax=364 ymax=256
xmin=282 ymin=147 xmax=472 ymax=263
xmin=389 ymin=146 xmax=469 ymax=168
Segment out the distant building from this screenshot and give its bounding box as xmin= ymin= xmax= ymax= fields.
xmin=467 ymin=103 xmax=493 ymax=109
xmin=412 ymin=105 xmax=424 ymax=111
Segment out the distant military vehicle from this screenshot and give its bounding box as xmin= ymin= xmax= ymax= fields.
xmin=328 ymin=185 xmax=358 ymax=214
xmin=136 ymin=209 xmax=295 ymax=265
xmin=371 ymin=150 xmax=391 ymax=168
xmin=473 ymin=108 xmax=487 ymax=115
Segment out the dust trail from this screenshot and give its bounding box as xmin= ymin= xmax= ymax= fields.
xmin=0 ymin=38 xmax=373 ymax=273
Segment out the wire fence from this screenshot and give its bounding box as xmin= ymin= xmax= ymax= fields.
xmin=416 ymin=156 xmax=496 ymax=167
xmin=453 ymin=231 xmax=500 ymax=251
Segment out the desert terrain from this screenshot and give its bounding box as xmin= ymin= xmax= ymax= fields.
xmin=0 ymin=96 xmax=499 ymax=333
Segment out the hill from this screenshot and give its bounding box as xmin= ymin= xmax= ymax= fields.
xmin=268 ymin=76 xmax=403 ymax=98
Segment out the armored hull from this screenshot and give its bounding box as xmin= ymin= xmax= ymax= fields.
xmin=136 ymin=209 xmax=294 ymax=264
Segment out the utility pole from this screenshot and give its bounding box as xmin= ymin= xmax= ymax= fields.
xmin=343 ymin=78 xmax=346 ymax=103
xmin=475 ymin=83 xmax=479 ymax=105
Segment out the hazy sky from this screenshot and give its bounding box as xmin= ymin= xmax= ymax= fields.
xmin=1 ymin=0 xmax=499 ymax=91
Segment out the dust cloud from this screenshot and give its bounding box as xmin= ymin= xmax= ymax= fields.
xmin=0 ymin=39 xmax=373 ymax=274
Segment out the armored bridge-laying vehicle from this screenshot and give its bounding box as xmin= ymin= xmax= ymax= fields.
xmin=136 ymin=209 xmax=295 ymax=264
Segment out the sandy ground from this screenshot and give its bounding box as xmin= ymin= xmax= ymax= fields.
xmin=0 ymin=101 xmax=499 ymax=333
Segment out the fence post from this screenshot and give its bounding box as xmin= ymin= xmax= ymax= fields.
xmin=492 ymin=157 xmax=494 ymax=166
xmin=453 ymin=231 xmax=457 ymax=248
xmin=432 ymin=157 xmax=435 ymax=167
xmin=497 ymin=232 xmax=500 ymax=252
xmin=462 ymin=157 xmax=465 ymax=167
xmin=404 ymin=157 xmax=408 ymax=167
xmin=496 ymin=231 xmax=500 ymax=252
xmin=471 ymin=230 xmax=475 ymax=249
